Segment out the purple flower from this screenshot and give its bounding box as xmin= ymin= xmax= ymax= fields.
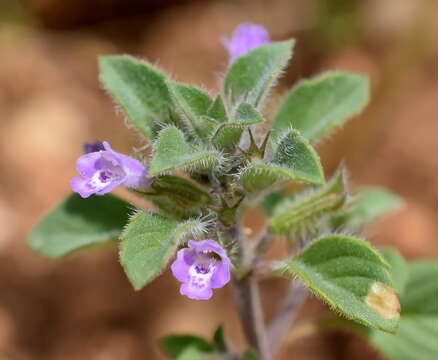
xmin=71 ymin=141 xmax=149 ymax=198
xmin=171 ymin=239 xmax=231 ymax=300
xmin=83 ymin=141 xmax=105 ymax=154
xmin=222 ymin=23 xmax=270 ymax=62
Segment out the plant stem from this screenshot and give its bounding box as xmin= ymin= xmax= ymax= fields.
xmin=224 ymin=222 xmax=270 ymax=360
xmin=267 ymin=279 xmax=307 ymax=357
xmin=233 ymin=276 xmax=271 ymax=360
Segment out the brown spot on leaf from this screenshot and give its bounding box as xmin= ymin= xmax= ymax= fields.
xmin=365 ymin=282 xmax=400 ymax=320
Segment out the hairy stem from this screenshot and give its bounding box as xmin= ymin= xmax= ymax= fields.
xmin=267 ymin=279 xmax=307 ymax=356
xmin=224 ymin=222 xmax=270 ymax=360
xmin=233 ymin=276 xmax=271 ymax=360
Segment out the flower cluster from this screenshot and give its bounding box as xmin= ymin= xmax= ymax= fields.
xmin=70 ymin=23 xmax=269 ymax=300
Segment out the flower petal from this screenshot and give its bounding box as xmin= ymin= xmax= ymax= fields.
xmin=188 ymin=239 xmax=227 ymax=258
xmin=103 ymin=141 xmax=149 ymax=189
xmin=180 ymin=282 xmax=213 ymax=301
xmin=171 ymin=248 xmax=193 ymax=282
xmin=70 ymin=177 xmax=94 ymax=198
xmin=94 ymin=178 xmax=124 ymax=195
xmin=211 ymin=257 xmax=231 ymax=289
xmin=76 ymin=152 xmax=102 ymax=178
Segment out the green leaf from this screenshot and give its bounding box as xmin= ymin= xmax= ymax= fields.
xmin=119 ymin=212 xmax=205 ymax=290
xmin=240 ymin=130 xmax=325 ymax=192
xmin=212 ymin=325 xmax=226 ymax=352
xmin=261 ymin=190 xmax=286 ymax=216
xmin=99 ymin=55 xmax=171 ymax=140
xmin=151 ymin=175 xmax=212 ymax=210
xmin=159 ymin=334 xmax=213 ymax=359
xmin=150 ymin=197 xmax=199 ymax=221
xmin=208 ymin=95 xmax=228 ymax=123
xmin=27 ymin=193 xmax=130 ymax=258
xmin=272 ymin=71 xmax=369 ymax=142
xmin=211 ymin=103 xmax=264 ymax=149
xmin=331 ymin=187 xmax=404 ymax=229
xmin=268 ymin=170 xmax=346 ymax=235
xmin=167 ymin=81 xmax=214 ymax=138
xmin=224 ymin=40 xmax=294 ymax=108
xmin=274 ymin=235 xmax=399 ymax=333
xmin=381 ymin=247 xmax=409 ymax=295
xmin=368 ymin=261 xmax=438 ymax=360
xmin=149 ymin=127 xmax=221 ymax=175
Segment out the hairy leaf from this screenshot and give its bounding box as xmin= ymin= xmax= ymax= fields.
xmin=268 ymin=170 xmax=346 ymax=234
xmin=149 ymin=127 xmax=221 ymax=175
xmin=240 ymin=130 xmax=324 ymax=192
xmin=150 ymin=175 xmax=211 ymax=208
xmin=274 ymin=235 xmax=399 ymax=333
xmin=272 ymin=71 xmax=369 ymax=142
xmin=28 ymin=194 xmax=130 ymax=258
xmin=167 ymin=81 xmax=214 ymax=138
xmin=224 ymin=40 xmax=294 ymax=108
xmin=212 ymin=103 xmax=264 ymax=149
xmin=99 ymin=55 xmax=171 ymax=140
xmin=208 ymin=95 xmax=228 ymax=123
xmin=119 ymin=212 xmax=205 ymax=290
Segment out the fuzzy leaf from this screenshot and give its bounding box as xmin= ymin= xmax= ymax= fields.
xmin=99 ymin=55 xmax=171 ymax=140
xmin=151 ymin=175 xmax=212 ymax=209
xmin=268 ymin=170 xmax=346 ymax=235
xmin=208 ymin=95 xmax=228 ymax=123
xmin=159 ymin=334 xmax=213 ymax=359
xmin=240 ymin=130 xmax=324 ymax=192
xmin=332 ymin=187 xmax=404 ymax=229
xmin=368 ymin=261 xmax=438 ymax=360
xmin=119 ymin=212 xmax=205 ymax=290
xmin=28 ymin=194 xmax=130 ymax=258
xmin=212 ymin=103 xmax=264 ymax=149
xmin=272 ymin=71 xmax=369 ymax=142
xmin=149 ymin=127 xmax=220 ymax=175
xmin=274 ymin=235 xmax=399 ymax=333
xmin=167 ymin=81 xmax=214 ymax=138
xmin=224 ymin=40 xmax=294 ymax=108
xmin=150 ymin=197 xmax=199 ymax=221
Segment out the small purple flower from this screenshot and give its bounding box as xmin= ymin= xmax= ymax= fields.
xmin=222 ymin=23 xmax=270 ymax=62
xmin=71 ymin=141 xmax=149 ymax=198
xmin=171 ymin=239 xmax=231 ymax=300
xmin=83 ymin=141 xmax=105 ymax=154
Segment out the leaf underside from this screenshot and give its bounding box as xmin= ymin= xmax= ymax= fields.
xmin=27 ymin=193 xmax=130 ymax=258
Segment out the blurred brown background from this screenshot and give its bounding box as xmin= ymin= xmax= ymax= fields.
xmin=0 ymin=0 xmax=438 ymax=359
